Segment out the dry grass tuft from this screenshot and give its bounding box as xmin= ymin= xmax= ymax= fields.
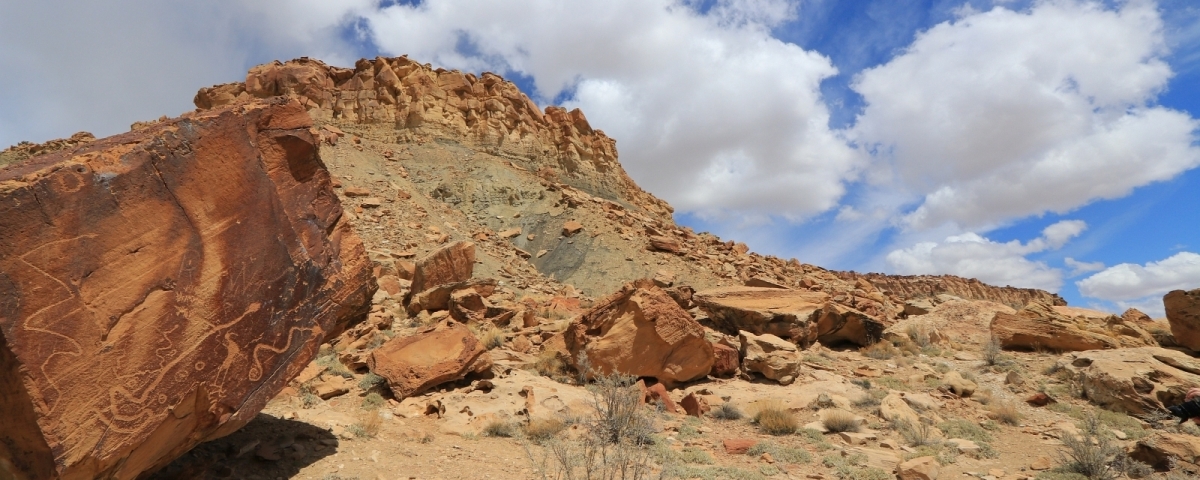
xmin=862 ymin=341 xmax=899 ymax=360
xmin=349 ymin=410 xmax=382 ymax=439
xmin=523 ymin=418 xmax=567 ymax=442
xmin=983 ymin=335 xmax=1003 ymax=366
xmin=821 ymin=409 xmax=861 ymax=433
xmin=711 ymin=402 xmax=744 ymax=421
xmin=989 ymin=400 xmax=1022 ymax=426
xmin=754 ymin=402 xmax=799 ymax=436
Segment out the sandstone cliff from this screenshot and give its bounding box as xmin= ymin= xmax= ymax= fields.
xmin=194 ymin=56 xmax=672 ymax=223
xmin=0 ymin=98 xmax=373 ymax=479
xmin=834 ymin=272 xmax=1065 ymax=310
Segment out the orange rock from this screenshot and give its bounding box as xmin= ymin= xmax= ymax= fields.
xmin=410 ymin=241 xmax=476 ymax=294
xmin=1167 ymin=289 xmax=1200 ymax=351
xmin=680 ymin=393 xmax=710 ymax=417
xmin=562 ymin=220 xmax=584 ymax=237
xmin=710 ymin=342 xmax=740 ymax=378
xmin=368 ymin=321 xmax=493 ymax=399
xmin=991 ymin=302 xmax=1153 ymax=351
xmin=644 ymin=383 xmax=678 ymax=413
xmin=723 ymin=438 xmax=757 ymax=454
xmin=648 ymin=235 xmax=683 ymax=253
xmin=0 ymin=99 xmax=373 ymax=480
xmin=344 ymin=186 xmax=371 ymax=197
xmin=565 ymin=281 xmax=714 ymax=387
xmin=1026 ymin=392 xmax=1055 ymax=407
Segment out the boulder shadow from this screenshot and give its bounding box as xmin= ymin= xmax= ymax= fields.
xmin=148 ymin=413 xmax=338 ymax=479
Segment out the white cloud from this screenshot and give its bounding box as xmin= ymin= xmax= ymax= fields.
xmin=852 ymin=0 xmax=1200 ymax=230
xmin=885 ymin=220 xmax=1087 ymax=291
xmin=1077 ymin=251 xmax=1200 ymax=302
xmin=0 ymin=1 xmax=371 ymax=148
xmin=1064 ymin=257 xmax=1105 ymax=276
xmin=362 ymin=0 xmax=863 ymax=219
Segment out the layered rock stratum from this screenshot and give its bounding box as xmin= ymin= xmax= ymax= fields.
xmin=0 ymin=99 xmax=373 ymax=479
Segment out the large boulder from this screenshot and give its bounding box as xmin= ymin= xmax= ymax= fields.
xmin=990 ymin=302 xmax=1155 ymax=351
xmin=1056 ymin=347 xmax=1200 ymax=415
xmin=368 ymin=321 xmax=493 ymax=399
xmin=565 ymin=280 xmax=714 ymax=387
xmin=1166 ymin=289 xmax=1200 ymax=351
xmin=0 ymin=99 xmax=373 ymax=480
xmin=816 ymin=302 xmax=889 ymax=347
xmin=409 ymin=241 xmax=476 ymax=296
xmin=739 ymin=330 xmax=803 ymax=383
xmin=1130 ymin=432 xmax=1200 ymax=471
xmin=695 ymin=287 xmax=825 ymax=344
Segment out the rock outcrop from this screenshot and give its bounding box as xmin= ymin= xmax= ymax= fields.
xmin=368 ymin=321 xmax=493 ymax=399
xmin=990 ymin=302 xmax=1156 ymax=351
xmin=410 ymin=241 xmax=476 ymax=296
xmin=1166 ymin=288 xmax=1200 ymax=351
xmin=1057 ymin=347 xmax=1200 ymax=415
xmin=739 ymin=331 xmax=803 ymax=383
xmin=836 ymin=272 xmax=1065 ymax=310
xmin=695 ymin=287 xmax=888 ymax=347
xmin=0 ymin=99 xmax=373 ymax=480
xmin=194 ymin=56 xmax=673 ymax=223
xmin=565 ymin=280 xmax=713 ymax=386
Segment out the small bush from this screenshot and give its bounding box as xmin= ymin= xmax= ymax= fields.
xmin=896 ymin=419 xmax=939 ymax=447
xmin=678 ymin=446 xmax=714 ymax=465
xmin=975 ymin=388 xmax=994 ymax=405
xmin=298 ymin=383 xmax=321 ymax=409
xmin=1056 ymin=414 xmax=1121 ymax=480
xmin=984 ymin=336 xmax=1003 ymax=366
xmin=990 ymin=400 xmax=1022 ymax=426
xmin=748 ymin=442 xmax=812 ymax=464
xmin=477 ymin=327 xmax=505 ymax=350
xmin=358 ymin=372 xmax=386 ymax=391
xmin=822 ymin=453 xmax=891 ymax=480
xmin=753 ymin=402 xmax=798 ymax=436
xmin=849 ymin=378 xmax=872 ymax=390
xmin=316 ymin=352 xmax=354 ymax=379
xmin=852 ymin=389 xmax=887 ymax=409
xmin=533 ymin=350 xmax=565 ymax=379
xmin=483 ymin=420 xmax=518 ymax=438
xmin=797 ymin=428 xmax=834 ymax=451
xmin=349 ymin=411 xmax=382 ymax=439
xmin=862 ymin=341 xmax=898 ymax=360
xmin=523 ymin=418 xmax=566 ymax=442
xmin=821 ymin=409 xmax=861 ymax=433
xmin=938 ymin=419 xmax=992 ymax=443
xmin=906 ymin=324 xmax=933 ymax=348
xmin=361 ymin=392 xmax=385 ymax=410
xmin=711 ymin=402 xmax=744 ymax=421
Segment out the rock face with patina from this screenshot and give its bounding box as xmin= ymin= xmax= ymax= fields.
xmin=0 ymin=99 xmax=374 ymax=480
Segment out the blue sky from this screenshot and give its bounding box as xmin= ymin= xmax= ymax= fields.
xmin=2 ymin=0 xmax=1198 ymax=316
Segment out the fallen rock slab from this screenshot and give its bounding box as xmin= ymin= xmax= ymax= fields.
xmin=694 ymin=287 xmax=827 ymax=345
xmin=565 ymin=280 xmax=713 ymax=386
xmin=0 ymin=99 xmax=373 ymax=480
xmin=1058 ymin=347 xmax=1200 ymax=415
xmin=991 ymin=302 xmax=1155 ymax=351
xmin=409 ymin=241 xmax=476 ymax=295
xmin=368 ymin=321 xmax=493 ymax=399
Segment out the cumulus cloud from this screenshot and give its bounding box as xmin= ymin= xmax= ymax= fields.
xmin=1064 ymin=257 xmax=1106 ymax=277
xmin=885 ymin=220 xmax=1087 ymax=291
xmin=0 ymin=1 xmax=371 ymax=148
xmin=852 ymin=0 xmax=1200 ymax=230
xmin=362 ymin=0 xmax=863 ymax=219
xmin=1077 ymin=251 xmax=1200 ymax=302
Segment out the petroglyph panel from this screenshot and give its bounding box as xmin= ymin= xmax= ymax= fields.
xmin=0 ymin=99 xmax=374 ymax=480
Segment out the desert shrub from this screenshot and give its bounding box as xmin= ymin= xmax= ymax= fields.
xmin=677 ymin=447 xmax=714 ymax=465
xmin=974 ymin=388 xmax=994 ymax=405
xmin=533 ymin=350 xmax=565 ymax=379
xmin=358 ymin=372 xmax=386 ymax=391
xmin=753 ymin=402 xmax=798 ymax=436
xmin=896 ymin=419 xmax=939 ymax=447
xmin=523 ymin=365 xmax=661 ymax=480
xmin=299 ymin=383 xmax=321 ymax=409
xmin=661 ymin=465 xmax=767 ymax=480
xmin=803 ymin=353 xmax=831 ymax=365
xmin=1055 ymin=414 xmax=1124 ymax=480
xmin=990 ymin=400 xmax=1022 ymax=426
xmin=483 ymin=420 xmax=518 ymax=438
xmin=852 ymin=389 xmax=887 ymax=409
xmin=524 ymin=418 xmax=567 ymax=442
xmin=822 ymin=453 xmax=890 ymax=480
xmin=938 ymin=419 xmax=992 ymax=443
xmin=849 ymin=378 xmax=872 ymax=390
xmin=797 ymin=428 xmax=834 ymax=451
xmin=316 ymin=352 xmax=354 ymax=379
xmin=874 ymin=376 xmax=909 ymax=391
xmin=821 ymin=409 xmax=861 ymax=433
xmin=906 ymin=324 xmax=933 ymax=348
xmin=361 ymin=392 xmax=385 ymax=410
xmin=984 ymin=335 xmax=1003 ymax=366
xmin=747 ymin=442 xmax=811 ymax=464
xmin=711 ymin=402 xmax=744 ymax=421
xmin=862 ymin=341 xmax=898 ymax=360
xmin=349 ymin=410 xmax=382 ymax=439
